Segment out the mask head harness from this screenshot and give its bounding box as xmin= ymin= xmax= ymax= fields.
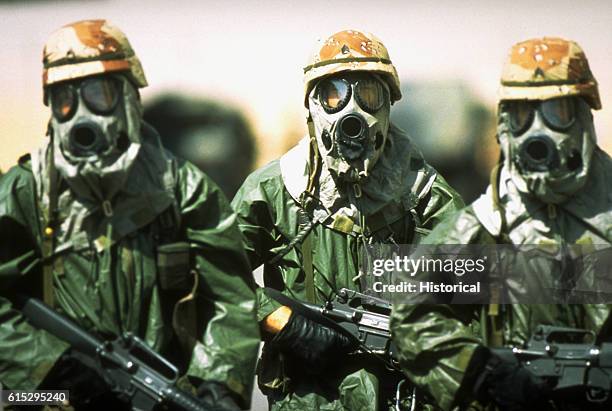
xmin=501 ymin=96 xmax=583 ymax=173
xmin=317 ymin=72 xmax=388 ymax=162
xmin=308 ymin=71 xmax=391 ymax=185
xmin=49 ymin=74 xmax=135 ymax=159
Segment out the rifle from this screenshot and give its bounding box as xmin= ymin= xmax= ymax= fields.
xmin=493 ymin=325 xmax=612 ymax=406
xmin=17 ymin=296 xmax=224 ymax=411
xmin=264 ymin=287 xmax=419 ymax=411
xmin=266 ymin=287 xmax=396 ymax=361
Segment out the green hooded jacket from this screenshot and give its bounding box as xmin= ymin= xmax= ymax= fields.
xmin=390 ymin=148 xmax=612 ymax=411
xmin=232 ymin=128 xmax=464 ymax=411
xmin=0 ymin=130 xmax=260 ymax=408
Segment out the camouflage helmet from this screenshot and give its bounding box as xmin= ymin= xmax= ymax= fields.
xmin=42 ymin=19 xmax=147 ymax=104
xmin=303 ymin=29 xmax=402 ymax=108
xmin=499 ymin=37 xmax=600 ymax=110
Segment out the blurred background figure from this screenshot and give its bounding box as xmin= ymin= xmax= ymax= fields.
xmin=392 ymin=81 xmax=497 ymax=203
xmin=143 ymin=94 xmax=257 ymax=198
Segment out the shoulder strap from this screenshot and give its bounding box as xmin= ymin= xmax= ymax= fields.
xmin=300 ymin=230 xmax=315 ymax=303
xmin=157 ymin=153 xmax=182 ymax=243
xmin=268 ymin=208 xmax=315 ymax=265
xmin=42 ymin=139 xmax=60 ymax=308
xmin=266 ymin=207 xmax=317 ymax=303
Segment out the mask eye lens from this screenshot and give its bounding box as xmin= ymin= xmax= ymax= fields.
xmin=50 ymin=84 xmax=77 ymax=122
xmin=541 ymin=97 xmax=575 ymax=130
xmin=81 ymin=77 xmax=120 ymax=114
xmin=505 ymin=102 xmax=534 ymax=135
xmin=318 ymin=78 xmax=351 ymax=113
xmin=355 ymin=78 xmax=385 ymax=113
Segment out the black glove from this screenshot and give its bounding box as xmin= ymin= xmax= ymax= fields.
xmin=269 ymin=311 xmax=357 ymax=373
xmin=40 ymin=348 xmax=110 ymax=408
xmin=197 ymin=381 xmax=241 ymax=411
xmin=473 ymin=350 xmax=551 ymax=411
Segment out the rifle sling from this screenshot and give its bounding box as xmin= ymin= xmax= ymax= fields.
xmin=487 ymin=304 xmax=504 ymax=348
xmin=300 ymin=231 xmax=315 ymax=304
xmin=43 ymin=140 xmax=59 ymax=308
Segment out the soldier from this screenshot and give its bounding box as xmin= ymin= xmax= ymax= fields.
xmin=0 ymin=20 xmax=259 ymax=410
xmin=231 ymin=29 xmax=464 ymax=410
xmin=390 ymin=37 xmax=612 ymax=410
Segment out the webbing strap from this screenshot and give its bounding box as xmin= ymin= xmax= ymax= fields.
xmin=488 ymin=160 xmax=508 ymax=336
xmin=487 ymin=304 xmax=504 ymax=347
xmin=304 ymin=57 xmax=392 ymax=73
xmin=302 ymin=117 xmax=321 ymax=212
xmin=490 ymin=158 xmax=515 ymax=245
xmin=42 ymin=255 xmax=54 ymax=307
xmin=300 ymin=232 xmax=315 ymax=303
xmin=42 ymin=141 xmax=58 ymax=308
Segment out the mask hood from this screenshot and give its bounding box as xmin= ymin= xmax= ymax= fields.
xmin=498 ymin=99 xmax=596 ymax=204
xmin=280 ymin=125 xmax=437 ymax=232
xmin=49 ymin=76 xmax=143 ymax=204
xmin=308 ymin=74 xmax=390 ymax=183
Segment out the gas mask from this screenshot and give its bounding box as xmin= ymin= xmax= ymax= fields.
xmin=308 ymin=72 xmax=390 ymax=183
xmin=498 ymin=96 xmax=596 ymax=204
xmin=48 ymin=74 xmax=143 ymax=204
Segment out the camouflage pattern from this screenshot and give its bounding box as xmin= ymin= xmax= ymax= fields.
xmin=303 ymin=29 xmax=402 ymax=107
xmin=498 ymin=37 xmax=601 ymax=109
xmin=42 ymin=19 xmax=147 ymax=103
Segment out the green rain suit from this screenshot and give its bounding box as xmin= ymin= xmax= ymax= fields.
xmin=390 ymin=147 xmax=612 ymax=410
xmin=232 ymin=126 xmax=464 ymax=411
xmin=0 ymin=126 xmax=260 ymax=408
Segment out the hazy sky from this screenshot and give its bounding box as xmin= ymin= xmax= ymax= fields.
xmin=2 ymin=0 xmax=612 ymax=170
